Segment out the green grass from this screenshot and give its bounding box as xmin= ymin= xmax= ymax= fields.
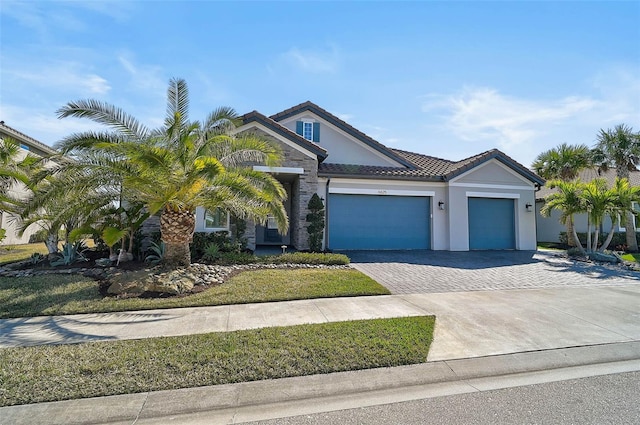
xmin=621 ymin=253 xmax=640 ymax=263
xmin=0 ymin=269 xmax=390 ymax=319
xmin=0 ymin=243 xmax=48 ymax=265
xmin=0 ymin=316 xmax=435 ymax=407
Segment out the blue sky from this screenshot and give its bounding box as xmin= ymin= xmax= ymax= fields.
xmin=1 ymin=1 xmax=639 ymax=168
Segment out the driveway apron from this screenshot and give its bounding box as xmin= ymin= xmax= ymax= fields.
xmin=347 ymin=250 xmax=640 ymax=294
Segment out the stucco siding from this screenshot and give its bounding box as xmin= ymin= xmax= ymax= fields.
xmin=454 ymin=161 xmax=533 ymax=187
xmin=279 ymin=113 xmax=401 ymax=167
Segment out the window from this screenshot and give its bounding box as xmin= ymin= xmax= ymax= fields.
xmin=295 ymin=120 xmax=320 ymax=143
xmin=204 ymin=208 xmax=229 ymax=230
xmin=302 ymin=122 xmax=313 ymax=141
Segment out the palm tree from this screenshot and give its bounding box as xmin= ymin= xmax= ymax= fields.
xmin=599 ymin=178 xmax=640 ymax=252
xmin=54 ymin=78 xmax=287 ymax=266
xmin=592 ymin=124 xmax=640 ymax=251
xmin=580 ymin=179 xmax=613 ymax=252
xmin=0 ymin=137 xmax=38 ymax=212
xmin=540 ymin=179 xmax=586 ymax=254
xmin=532 ymin=143 xmax=592 ymax=246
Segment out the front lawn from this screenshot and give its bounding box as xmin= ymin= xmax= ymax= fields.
xmin=0 ymin=315 xmax=435 ymax=406
xmin=621 ymin=253 xmax=640 ymax=263
xmin=0 ymin=268 xmax=390 ymax=319
xmin=0 ymin=243 xmax=48 ymax=265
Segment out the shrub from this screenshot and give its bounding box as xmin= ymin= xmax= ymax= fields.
xmin=559 ymin=231 xmax=636 ymax=250
xmin=306 ymin=194 xmax=325 ymax=252
xmin=50 ymin=241 xmax=89 ymax=266
xmin=190 ymin=232 xmax=232 ymax=260
xmin=0 ymin=228 xmax=5 ymax=244
xmin=261 ymin=252 xmax=350 ymax=265
xmin=212 ymin=252 xmax=258 ymax=265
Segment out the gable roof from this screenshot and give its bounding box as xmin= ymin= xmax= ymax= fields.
xmin=320 ymin=147 xmax=545 ymax=186
xmin=270 ymin=101 xmax=414 ymax=168
xmin=240 ymin=111 xmax=328 ymax=161
xmin=536 ymin=168 xmax=640 ymax=200
xmin=0 ymin=121 xmax=58 ymax=157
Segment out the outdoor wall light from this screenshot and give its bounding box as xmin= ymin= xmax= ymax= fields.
xmin=438 ymin=201 xmax=445 ymax=210
xmin=525 ymin=203 xmax=533 ymax=212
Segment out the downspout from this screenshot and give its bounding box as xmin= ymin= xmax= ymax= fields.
xmin=324 ymin=177 xmax=331 ymax=251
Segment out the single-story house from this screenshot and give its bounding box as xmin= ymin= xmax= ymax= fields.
xmin=195 ymin=101 xmax=545 ymax=251
xmin=535 ymin=168 xmax=640 ymax=243
xmin=0 ymin=121 xmax=58 ymax=245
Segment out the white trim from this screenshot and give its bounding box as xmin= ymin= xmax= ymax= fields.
xmin=466 ymin=191 xmax=520 ymax=199
xmin=450 ymin=182 xmax=533 ymax=190
xmin=330 ymin=187 xmax=435 ymax=197
xmin=234 ymin=122 xmax=318 ymax=160
xmin=253 ymin=166 xmax=305 ymax=174
xmin=449 ymin=158 xmax=534 ymax=186
xmin=278 ymin=112 xmax=405 ymax=168
xmin=330 ymin=178 xmax=445 ymax=188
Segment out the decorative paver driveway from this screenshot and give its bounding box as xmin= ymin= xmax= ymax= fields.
xmin=347 ymin=250 xmax=640 ymax=294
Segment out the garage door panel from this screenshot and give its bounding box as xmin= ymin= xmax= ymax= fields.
xmin=468 ymin=198 xmax=515 ymax=250
xmin=329 ymin=194 xmax=430 ymax=250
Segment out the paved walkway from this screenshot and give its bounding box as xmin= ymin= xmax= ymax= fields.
xmin=2 ymin=285 xmax=639 ymax=362
xmin=348 ymin=250 xmax=640 ymax=294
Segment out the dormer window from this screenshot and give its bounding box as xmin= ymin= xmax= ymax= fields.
xmin=296 ymin=120 xmax=320 ymax=143
xmin=303 ymin=122 xmax=313 ymax=141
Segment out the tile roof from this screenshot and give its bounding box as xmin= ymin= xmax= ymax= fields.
xmin=319 ymin=147 xmax=545 ymax=185
xmin=536 ymin=168 xmax=640 ymax=200
xmin=0 ymin=121 xmax=58 ymax=157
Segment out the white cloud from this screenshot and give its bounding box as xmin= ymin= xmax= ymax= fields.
xmin=422 ymin=87 xmax=598 ymax=149
xmin=419 ymin=71 xmax=640 ymax=166
xmin=117 ymin=53 xmax=166 ymax=93
xmin=282 ymin=45 xmax=340 ymax=74
xmin=6 ymin=62 xmax=111 ymax=95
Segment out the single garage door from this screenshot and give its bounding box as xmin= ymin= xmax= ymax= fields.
xmin=328 ymin=194 xmax=430 ymax=250
xmin=468 ymin=197 xmax=515 ymax=250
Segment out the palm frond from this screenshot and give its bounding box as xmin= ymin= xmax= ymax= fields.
xmin=56 ymin=99 xmax=149 ymax=141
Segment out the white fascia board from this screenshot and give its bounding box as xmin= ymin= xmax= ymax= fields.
xmin=234 ymin=122 xmax=317 ymax=160
xmin=449 ymin=158 xmax=534 ymax=186
xmin=330 ymin=177 xmax=445 ymax=188
xmin=278 ymin=112 xmax=405 ymax=168
xmin=466 ymin=191 xmax=520 ymax=199
xmin=450 ymin=182 xmax=533 ymax=190
xmin=330 ymin=187 xmax=435 ymax=197
xmin=253 ymin=166 xmax=305 ymax=174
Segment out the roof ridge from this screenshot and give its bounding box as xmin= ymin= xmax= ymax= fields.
xmin=0 ymin=121 xmax=58 ymax=155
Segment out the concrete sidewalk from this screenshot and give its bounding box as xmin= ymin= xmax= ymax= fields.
xmin=1 ymin=285 xmax=639 ymax=361
xmin=1 ymin=284 xmax=639 ymax=424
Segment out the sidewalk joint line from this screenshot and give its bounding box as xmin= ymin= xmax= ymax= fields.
xmin=131 ymin=391 xmax=150 ymax=425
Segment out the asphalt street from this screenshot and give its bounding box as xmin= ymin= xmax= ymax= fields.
xmin=248 ymin=371 xmax=640 ymax=425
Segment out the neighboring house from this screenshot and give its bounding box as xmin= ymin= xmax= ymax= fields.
xmin=0 ymin=121 xmax=57 ymax=245
xmin=535 ymin=168 xmax=640 ymax=243
xmin=196 ymin=101 xmax=544 ymax=251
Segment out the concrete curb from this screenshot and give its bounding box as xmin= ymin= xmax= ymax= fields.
xmin=2 ymin=341 xmax=639 ymax=425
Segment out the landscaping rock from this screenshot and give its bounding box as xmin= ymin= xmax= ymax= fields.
xmin=587 ymin=252 xmax=619 ymax=264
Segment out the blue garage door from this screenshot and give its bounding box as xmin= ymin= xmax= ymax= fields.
xmin=328 ymin=194 xmax=430 ymax=250
xmin=468 ymin=197 xmax=515 ymax=250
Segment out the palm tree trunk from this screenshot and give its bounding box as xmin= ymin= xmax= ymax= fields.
xmin=565 ymin=219 xmax=577 ymax=247
xmin=164 ymin=242 xmax=191 ymax=266
xmin=599 ymin=222 xmax=617 ymax=252
xmin=570 ymin=217 xmax=586 ymax=254
xmin=45 ymin=233 xmax=59 ymax=258
xmin=160 ymin=208 xmax=195 ymax=266
xmin=624 ymin=212 xmax=638 ymax=251
xmin=586 ymin=221 xmax=592 ymax=253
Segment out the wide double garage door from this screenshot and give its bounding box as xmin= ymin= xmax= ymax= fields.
xmin=328 ymin=194 xmax=430 ymax=250
xmin=468 ymin=197 xmax=515 ymax=250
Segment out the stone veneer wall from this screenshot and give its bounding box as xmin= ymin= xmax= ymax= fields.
xmin=250 ymin=130 xmax=319 ymax=251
